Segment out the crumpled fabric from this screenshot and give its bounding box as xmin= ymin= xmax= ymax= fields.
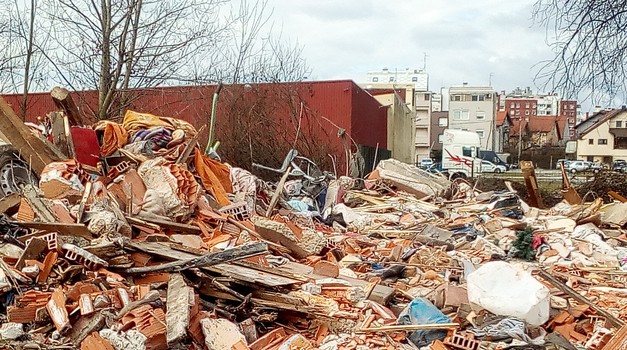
xmin=194 ymin=148 xmax=232 ymax=206
xmin=123 ymin=140 xmax=155 ymax=157
xmin=230 ymin=167 xmax=258 ymax=213
xmin=94 ymin=121 xmax=128 ymax=156
xmin=469 ymin=317 xmax=545 ymax=346
xmin=122 ymin=110 xmax=197 ymax=138
xmin=131 ymin=127 xmax=172 ymax=149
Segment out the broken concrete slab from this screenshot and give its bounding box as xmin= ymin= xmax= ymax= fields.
xmin=166 ymin=273 xmax=193 ymax=346
xmin=370 ymin=159 xmax=450 ymax=198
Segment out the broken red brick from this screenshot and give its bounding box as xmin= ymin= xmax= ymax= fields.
xmin=37 ymin=251 xmax=58 ymax=284
xmin=81 ymin=332 xmax=115 ymax=350
xmin=312 ymin=260 xmax=340 ymax=278
xmin=46 ymin=288 xmax=71 ymax=334
xmin=7 ymin=290 xmax=51 ymax=323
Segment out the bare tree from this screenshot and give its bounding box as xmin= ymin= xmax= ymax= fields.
xmin=0 ymin=0 xmax=50 ymax=119
xmin=43 ymin=0 xmax=229 ymax=120
xmin=533 ymin=0 xmax=627 ymax=102
xmin=191 ymin=0 xmax=310 ymax=85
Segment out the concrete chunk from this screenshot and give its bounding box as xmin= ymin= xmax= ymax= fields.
xmin=166 ymin=273 xmax=192 ymax=345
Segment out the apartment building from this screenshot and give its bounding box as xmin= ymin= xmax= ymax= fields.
xmin=498 ymin=87 xmax=578 ymax=140
xmin=448 ymin=84 xmax=498 ymax=151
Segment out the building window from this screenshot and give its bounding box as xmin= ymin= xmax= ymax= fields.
xmin=525 ymin=110 xmax=530 ymax=116
xmin=570 ymin=105 xmax=575 ymax=109
xmin=471 ymin=95 xmax=485 ymax=101
xmin=532 ymin=111 xmax=536 ymax=115
xmin=424 ymin=93 xmax=430 ymax=100
xmin=412 ymin=77 xmax=418 ymax=82
xmin=476 ymin=112 xmax=485 ymax=120
xmin=525 ymin=103 xmax=530 ymax=108
xmin=439 ymin=117 xmax=448 ymax=127
xmin=599 ymin=139 xmax=608 ymax=145
xmin=510 ymin=103 xmax=515 ymax=108
xmin=568 ymin=118 xmax=574 ymax=123
xmin=438 ymin=133 xmax=444 ymax=143
xmin=453 ymin=110 xmax=469 ymax=120
xmin=589 ymin=139 xmax=594 ymax=145
xmin=389 ymin=77 xmax=394 ymax=82
xmin=617 ymin=121 xmax=623 ymax=128
xmin=476 ymin=130 xmax=485 ymax=138
xmin=372 ymin=77 xmax=378 ymax=82
xmin=452 ymin=95 xmax=462 ymax=101
xmin=533 ymin=103 xmax=537 ymax=108
xmin=516 ymin=103 xmax=520 ymax=108
xmin=516 ymin=110 xmax=520 ymax=115
xmin=616 ymin=137 xmax=627 ymax=149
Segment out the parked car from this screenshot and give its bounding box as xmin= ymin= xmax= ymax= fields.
xmin=566 ymin=160 xmax=600 ymax=173
xmin=613 ymin=160 xmax=627 ymax=172
xmin=584 ymin=161 xmax=602 ymax=173
xmin=418 ymin=158 xmax=434 ymax=169
xmin=556 ymin=159 xmax=571 ymax=169
xmin=480 ymin=160 xmax=507 ymax=173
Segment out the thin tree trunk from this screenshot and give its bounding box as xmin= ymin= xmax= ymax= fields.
xmin=98 ymin=0 xmax=112 ymax=120
xmin=20 ymin=0 xmax=36 ymax=121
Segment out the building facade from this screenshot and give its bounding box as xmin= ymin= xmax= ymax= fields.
xmin=448 ymin=85 xmax=497 ymax=151
xmin=362 ymin=69 xmax=433 ymax=163
xmin=498 ymin=88 xmax=578 ymax=141
xmin=365 ymin=68 xmax=428 ymax=91
xmin=575 ymin=109 xmax=627 ymax=163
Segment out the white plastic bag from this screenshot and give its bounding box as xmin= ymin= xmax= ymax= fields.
xmin=467 ymin=261 xmax=549 ymax=325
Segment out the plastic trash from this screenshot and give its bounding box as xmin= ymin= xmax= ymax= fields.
xmin=397 ymin=297 xmax=451 ymax=346
xmin=467 ymin=261 xmax=549 ymax=325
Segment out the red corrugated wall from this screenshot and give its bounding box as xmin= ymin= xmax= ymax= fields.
xmin=2 ymin=80 xmax=388 ymax=170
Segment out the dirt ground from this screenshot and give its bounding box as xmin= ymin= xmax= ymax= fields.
xmin=473 ymin=171 xmax=627 ymax=207
xmin=472 ymin=176 xmax=565 ymax=207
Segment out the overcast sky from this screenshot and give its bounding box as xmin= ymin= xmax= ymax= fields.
xmin=267 ymin=0 xmax=557 ymax=97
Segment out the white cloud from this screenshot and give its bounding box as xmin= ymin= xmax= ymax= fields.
xmin=266 ymin=0 xmax=555 ymax=95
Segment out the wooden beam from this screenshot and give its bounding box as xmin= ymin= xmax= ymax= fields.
xmin=537 ymin=269 xmax=623 ymax=328
xmin=0 ymin=96 xmax=63 ymax=175
xmin=265 ymin=166 xmax=291 ymax=217
xmin=520 ymin=160 xmax=544 ymax=208
xmin=116 ymin=242 xmax=268 ymax=274
xmin=16 ymin=222 xmax=93 ymax=240
xmin=51 ymin=86 xmax=93 ymax=126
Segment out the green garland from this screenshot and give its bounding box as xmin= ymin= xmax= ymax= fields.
xmin=512 ymin=226 xmax=536 ymax=261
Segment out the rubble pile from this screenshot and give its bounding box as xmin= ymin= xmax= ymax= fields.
xmin=576 ymin=171 xmax=627 ymax=203
xmin=0 ymin=101 xmax=626 ymax=350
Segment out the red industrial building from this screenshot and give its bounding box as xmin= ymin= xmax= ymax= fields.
xmin=2 ymin=80 xmax=389 ymax=174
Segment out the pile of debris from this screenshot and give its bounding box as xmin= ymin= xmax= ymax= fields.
xmin=0 ymin=92 xmax=626 ymax=350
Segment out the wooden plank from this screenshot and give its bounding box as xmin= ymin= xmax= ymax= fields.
xmin=16 ymin=222 xmax=93 ymax=240
xmin=521 ymin=160 xmax=544 ymax=208
xmin=130 ymin=215 xmax=201 ymax=234
xmin=175 ymin=125 xmax=206 ymax=164
xmin=603 ymin=323 xmax=627 ymax=350
xmin=49 ymin=112 xmax=72 ymax=158
xmin=265 ymin=166 xmax=291 ymax=217
xmin=537 ymin=269 xmax=623 ymax=328
xmin=127 ymin=241 xmax=299 ymax=287
xmin=608 ymin=191 xmax=627 ymax=203
xmin=278 ymin=261 xmax=396 ymax=304
xmin=0 ymin=96 xmax=62 ymax=175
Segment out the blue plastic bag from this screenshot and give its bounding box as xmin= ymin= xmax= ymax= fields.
xmin=397 ymin=297 xmax=451 ymax=346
